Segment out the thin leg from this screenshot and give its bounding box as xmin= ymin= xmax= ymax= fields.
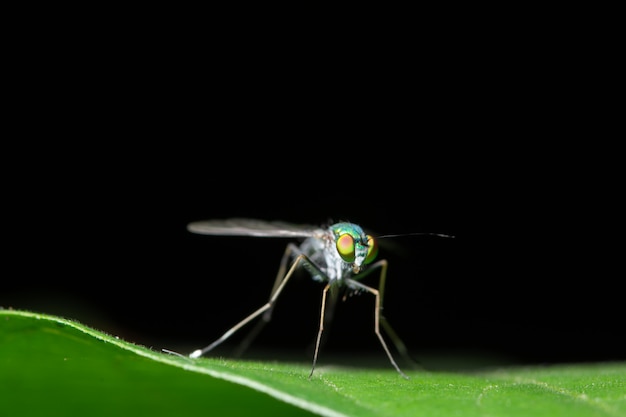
xmin=380 ymin=319 xmax=423 ymax=370
xmin=346 ymin=278 xmax=409 ymax=379
xmin=233 ymin=243 xmax=298 ymax=357
xmin=363 ymin=260 xmax=422 ymax=369
xmin=190 ymin=303 xmax=270 ymax=358
xmin=306 ymin=287 xmax=338 ymax=358
xmin=190 ymin=252 xmax=305 ymax=359
xmin=231 ymin=316 xmax=267 ymax=358
xmin=309 ymin=283 xmax=331 ymax=379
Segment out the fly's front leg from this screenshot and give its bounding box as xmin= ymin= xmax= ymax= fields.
xmin=370 ymin=259 xmax=422 ymax=369
xmin=346 ymin=277 xmax=409 ymax=379
xmin=309 ymin=283 xmax=331 ymax=379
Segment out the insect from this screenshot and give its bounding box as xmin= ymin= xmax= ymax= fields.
xmin=187 ymin=218 xmax=448 ymax=379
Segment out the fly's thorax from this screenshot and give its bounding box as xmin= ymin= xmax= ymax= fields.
xmin=320 ymin=231 xmax=350 ymax=282
xmin=299 ymin=235 xmax=327 ymax=263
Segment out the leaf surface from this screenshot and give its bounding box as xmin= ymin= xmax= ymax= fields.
xmin=1 ymin=309 xmax=624 ymax=417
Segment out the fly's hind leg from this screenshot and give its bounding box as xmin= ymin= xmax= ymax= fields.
xmin=190 ymin=244 xmax=302 ymax=359
xmin=231 ymin=243 xmax=299 ymax=357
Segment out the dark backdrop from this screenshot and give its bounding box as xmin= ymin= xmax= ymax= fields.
xmin=3 ymin=34 xmax=621 ymax=368
xmin=3 ymin=137 xmax=621 ymax=369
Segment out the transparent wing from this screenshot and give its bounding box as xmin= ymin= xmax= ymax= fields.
xmin=187 ymin=218 xmax=321 ymax=238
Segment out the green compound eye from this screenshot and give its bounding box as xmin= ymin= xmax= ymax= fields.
xmin=336 ymin=233 xmax=355 ymax=262
xmin=365 ymin=235 xmax=378 ymax=264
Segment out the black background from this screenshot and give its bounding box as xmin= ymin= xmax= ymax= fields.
xmin=3 ymin=30 xmax=623 ymax=370
xmin=4 ymin=138 xmax=621 ymax=369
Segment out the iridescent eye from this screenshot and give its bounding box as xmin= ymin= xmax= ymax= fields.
xmin=365 ymin=235 xmax=378 ymax=264
xmin=336 ymin=234 xmax=355 ymax=262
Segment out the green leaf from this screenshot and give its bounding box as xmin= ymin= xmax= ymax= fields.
xmin=1 ymin=309 xmax=625 ymax=417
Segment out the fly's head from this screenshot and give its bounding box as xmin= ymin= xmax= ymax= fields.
xmin=330 ymin=222 xmax=378 ymax=274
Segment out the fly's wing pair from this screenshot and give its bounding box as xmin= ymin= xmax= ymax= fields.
xmin=187 ymin=218 xmax=321 ymax=238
